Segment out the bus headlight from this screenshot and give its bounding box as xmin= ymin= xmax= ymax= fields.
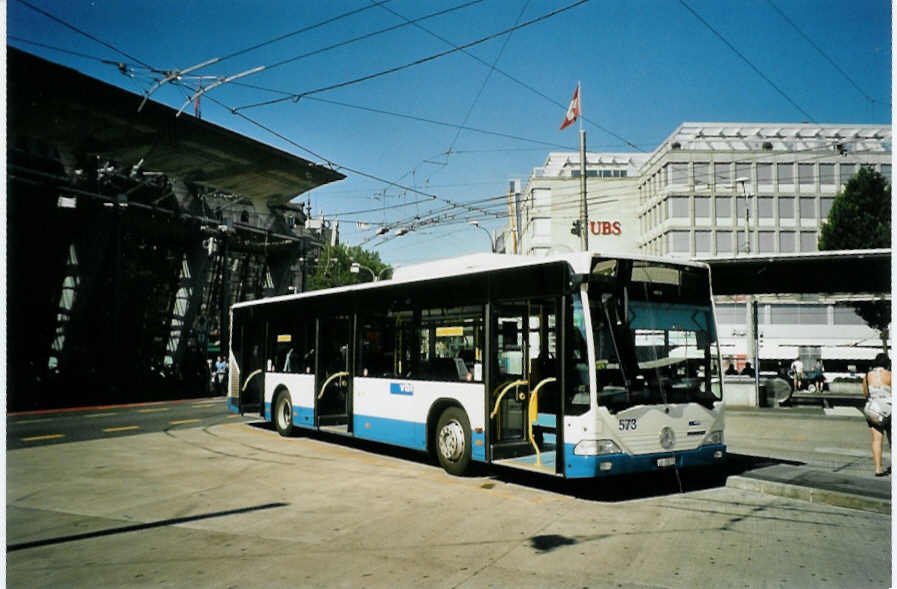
xmin=703 ymin=431 xmax=723 ymax=446
xmin=574 ymin=439 xmax=621 ymax=456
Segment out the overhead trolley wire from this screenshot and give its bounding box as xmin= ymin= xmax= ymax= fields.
xmin=678 ymin=0 xmax=816 ymax=123
xmin=14 ymin=0 xmax=158 ymax=72
xmin=765 ymin=0 xmax=881 ymax=106
xmin=198 ymin=90 xmax=504 ymax=222
xmin=170 ymin=0 xmax=485 ymax=116
xmin=213 ymin=0 xmax=397 ymax=65
xmin=233 ymin=0 xmax=592 ymax=112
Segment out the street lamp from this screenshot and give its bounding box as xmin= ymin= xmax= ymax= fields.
xmin=467 ymin=220 xmax=495 ymax=252
xmin=350 ymin=262 xmax=392 ymax=282
xmin=350 ymin=262 xmax=375 ymax=281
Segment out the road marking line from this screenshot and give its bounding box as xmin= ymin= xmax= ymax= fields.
xmin=21 ymin=434 xmax=65 ymax=442
xmin=138 ymin=408 xmax=170 ymax=413
xmin=84 ymin=413 xmax=117 ymax=418
xmin=169 ymin=419 xmax=201 ymax=425
xmin=104 ymin=426 xmax=140 ymax=433
xmin=14 ymin=418 xmax=54 ymax=424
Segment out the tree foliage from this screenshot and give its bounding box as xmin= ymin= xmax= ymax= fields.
xmin=818 ymin=166 xmax=891 ymax=351
xmin=307 ymin=243 xmax=390 ymax=291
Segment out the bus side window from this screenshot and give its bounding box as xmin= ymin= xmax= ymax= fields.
xmin=357 ymin=314 xmax=396 ymax=378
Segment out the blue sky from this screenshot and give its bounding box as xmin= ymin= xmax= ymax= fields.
xmin=8 ymin=0 xmax=892 ymax=266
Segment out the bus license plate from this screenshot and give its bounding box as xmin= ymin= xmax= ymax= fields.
xmin=657 ymin=457 xmax=676 ymax=468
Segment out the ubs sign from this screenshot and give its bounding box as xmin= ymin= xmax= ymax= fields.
xmin=590 ymin=220 xmax=622 ymax=236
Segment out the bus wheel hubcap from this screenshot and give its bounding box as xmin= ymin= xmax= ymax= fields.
xmin=439 ymin=420 xmax=465 ymax=462
xmin=279 ymin=400 xmax=290 ymax=428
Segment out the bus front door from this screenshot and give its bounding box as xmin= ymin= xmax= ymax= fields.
xmin=316 ymin=315 xmax=352 ymax=433
xmin=489 ymin=299 xmax=561 ymax=475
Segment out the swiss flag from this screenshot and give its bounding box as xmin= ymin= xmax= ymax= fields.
xmin=559 ymin=83 xmax=580 ymax=130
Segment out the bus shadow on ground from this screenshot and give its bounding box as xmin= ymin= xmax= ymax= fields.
xmin=246 ymin=422 xmax=800 ymax=502
xmin=488 ymin=453 xmax=803 ymax=502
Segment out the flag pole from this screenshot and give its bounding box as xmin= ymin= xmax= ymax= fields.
xmin=578 ymin=82 xmax=588 ymax=251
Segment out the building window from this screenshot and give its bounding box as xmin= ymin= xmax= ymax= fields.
xmin=694 ymin=162 xmax=710 ymax=186
xmin=840 ymin=163 xmax=855 ymax=184
xmin=819 ymin=164 xmax=835 ymax=185
xmin=694 ymin=197 xmax=711 ymax=218
xmin=736 ymin=162 xmax=751 ymax=183
xmin=777 ymin=163 xmax=794 ymax=184
xmin=778 ymin=197 xmax=795 ymax=219
xmin=695 ymin=231 xmax=711 ymax=254
xmin=715 ymin=303 xmax=746 ymax=324
xmin=820 ymin=197 xmax=834 ymax=219
xmin=779 ymin=231 xmax=796 ymax=252
xmin=770 ymin=304 xmax=827 ymax=325
xmin=798 ymin=163 xmax=814 ymax=185
xmin=716 ymin=231 xmax=733 ymax=254
xmin=715 ymin=162 xmax=732 ymax=185
xmin=668 ymin=231 xmax=690 ymax=254
xmin=736 ymin=231 xmax=749 ymax=254
xmin=757 ymin=197 xmax=774 ymax=219
xmin=667 ymin=196 xmax=689 ymax=218
xmin=799 ymin=197 xmax=816 ymax=220
xmin=533 ymin=188 xmax=550 ymax=209
xmin=800 ymin=231 xmax=818 ymax=252
xmin=715 ymin=196 xmax=732 ymax=221
xmin=833 ymin=305 xmax=866 ymax=325
xmin=669 ymin=162 xmax=688 ymax=185
xmin=758 ymin=231 xmax=775 ymax=253
xmin=757 ymin=163 xmax=772 ymax=184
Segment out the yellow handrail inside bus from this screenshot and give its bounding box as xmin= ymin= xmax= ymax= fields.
xmin=241 ymin=369 xmax=263 ymax=392
xmin=489 ymin=379 xmax=529 ymax=419
xmin=318 ymin=371 xmax=349 ymax=400
xmin=527 ymin=377 xmax=557 ymax=466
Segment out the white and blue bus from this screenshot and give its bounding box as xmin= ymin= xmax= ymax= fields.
xmin=226 ymin=253 xmax=726 ymax=478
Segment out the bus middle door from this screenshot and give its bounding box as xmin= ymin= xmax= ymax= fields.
xmin=489 ymin=302 xmax=531 ymax=460
xmin=316 ymin=315 xmax=352 ymax=433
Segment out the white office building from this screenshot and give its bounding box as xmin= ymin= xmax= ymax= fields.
xmin=507 ymin=122 xmax=891 ymax=371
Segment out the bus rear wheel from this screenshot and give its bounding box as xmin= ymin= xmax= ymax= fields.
xmin=274 ymin=391 xmax=294 ymax=437
xmin=435 ymin=407 xmax=471 ymax=476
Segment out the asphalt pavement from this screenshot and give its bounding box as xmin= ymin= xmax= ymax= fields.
xmin=723 ymin=406 xmax=892 ymax=514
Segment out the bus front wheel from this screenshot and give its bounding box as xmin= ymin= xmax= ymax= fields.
xmin=273 ymin=391 xmax=294 ymax=437
xmin=435 ymin=407 xmax=472 ymax=476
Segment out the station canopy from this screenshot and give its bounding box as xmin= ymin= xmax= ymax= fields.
xmin=7 ymin=47 xmax=345 ymax=205
xmin=696 ymin=249 xmax=891 ymax=296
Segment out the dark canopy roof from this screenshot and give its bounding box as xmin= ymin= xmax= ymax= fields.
xmin=7 ymin=47 xmax=345 ymax=205
xmin=697 ymin=249 xmax=891 ymax=295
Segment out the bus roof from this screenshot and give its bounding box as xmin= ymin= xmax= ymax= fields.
xmin=231 ymin=251 xmax=710 ymax=309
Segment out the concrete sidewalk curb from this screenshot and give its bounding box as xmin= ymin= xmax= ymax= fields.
xmin=726 ymin=475 xmax=891 ymax=514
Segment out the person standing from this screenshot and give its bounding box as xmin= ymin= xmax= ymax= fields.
xmin=789 ymin=357 xmax=804 ymax=391
xmin=813 ymin=358 xmax=825 ymax=392
xmin=862 ymin=353 xmax=892 ymax=476
xmin=214 ymin=356 xmax=227 ymax=395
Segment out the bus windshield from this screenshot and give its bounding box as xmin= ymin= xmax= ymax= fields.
xmin=589 ymin=259 xmax=722 ymax=412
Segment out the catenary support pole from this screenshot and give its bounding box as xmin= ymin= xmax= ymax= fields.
xmin=579 ymin=128 xmax=588 ymax=251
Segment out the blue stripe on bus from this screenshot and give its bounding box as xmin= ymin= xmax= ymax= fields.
xmin=563 ymin=444 xmax=726 ymax=478
xmin=352 ymin=414 xmax=486 ymax=462
xmin=263 ymin=402 xmax=271 ymax=422
xmin=227 ymin=397 xmax=240 ymax=413
xmin=292 ymin=405 xmax=315 ymax=429
xmin=354 ymin=414 xmax=426 ymax=450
